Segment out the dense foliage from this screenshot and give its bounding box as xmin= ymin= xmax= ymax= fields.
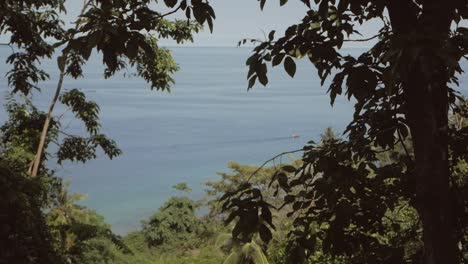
xmin=1 ymin=129 xmax=465 ymax=263
xmin=1 ymin=0 xmax=467 ymax=263
xmin=0 ymin=0 xmax=215 ymax=263
xmin=142 ymin=196 xmax=206 ymax=249
xmin=0 ymin=160 xmax=62 ymax=263
xmin=224 ymin=1 xmax=468 ymax=263
xmin=1 ymin=0 xmax=215 ymax=177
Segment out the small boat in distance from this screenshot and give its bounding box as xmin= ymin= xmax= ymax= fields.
xmin=292 ymin=133 xmax=300 ymax=139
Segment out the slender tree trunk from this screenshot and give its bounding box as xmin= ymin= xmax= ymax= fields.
xmin=29 ymin=72 xmax=65 ymax=177
xmin=388 ymin=1 xmax=457 ymax=263
xmin=28 ymin=0 xmax=91 ymax=177
xmin=405 ymin=69 xmax=456 ymax=264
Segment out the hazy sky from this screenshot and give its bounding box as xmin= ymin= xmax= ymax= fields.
xmin=2 ymin=0 xmax=382 ymax=48
xmin=175 ymin=0 xmax=382 ymax=47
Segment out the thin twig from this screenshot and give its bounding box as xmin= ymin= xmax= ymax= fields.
xmin=0 ymin=43 xmax=15 ymax=53
xmin=247 ymin=148 xmax=304 ymax=182
xmin=50 ymin=139 xmax=61 ymax=147
xmin=397 ymin=126 xmax=412 ymax=161
xmin=374 ymin=148 xmax=392 ymax=153
xmin=58 ymin=130 xmax=78 ymax=138
xmin=392 ymin=102 xmax=412 ymax=161
xmin=56 ymin=108 xmax=71 ymax=123
xmin=156 ymin=4 xmax=182 ymax=19
xmin=344 ymin=34 xmax=380 ymax=42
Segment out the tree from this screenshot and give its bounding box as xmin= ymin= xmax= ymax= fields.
xmin=0 ymin=0 xmax=216 ymax=177
xmin=1 ymin=1 xmax=216 ymax=261
xmin=47 ymin=184 xmax=131 ymax=263
xmin=0 ymin=159 xmax=63 ymax=264
xmin=206 ymin=162 xmax=293 ymax=264
xmin=222 ymin=241 xmax=270 ymax=264
xmin=141 ymin=185 xmax=207 ymax=250
xmin=226 ymin=1 xmax=467 ymax=263
xmin=205 ymin=161 xmax=291 ymax=216
xmin=0 ymin=98 xmax=65 ymax=263
xmin=173 ymin=182 xmax=193 ymax=193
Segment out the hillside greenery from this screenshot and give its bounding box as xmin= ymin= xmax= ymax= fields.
xmin=3 ymin=120 xmax=465 ymax=263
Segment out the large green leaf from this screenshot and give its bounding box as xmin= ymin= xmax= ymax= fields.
xmin=164 ymin=0 xmax=178 ymax=8
xmin=284 ymin=57 xmax=296 ymax=78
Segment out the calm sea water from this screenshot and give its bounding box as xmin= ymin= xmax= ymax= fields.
xmin=1 ymin=47 xmax=467 ymax=233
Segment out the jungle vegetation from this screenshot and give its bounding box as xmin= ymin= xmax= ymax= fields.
xmin=1 ymin=0 xmax=467 ymax=263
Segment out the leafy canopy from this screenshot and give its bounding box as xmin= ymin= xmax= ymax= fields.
xmin=224 ymin=0 xmax=468 ymax=263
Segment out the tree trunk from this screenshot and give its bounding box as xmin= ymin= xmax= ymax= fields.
xmin=29 ymin=72 xmax=65 ymax=177
xmin=405 ymin=69 xmax=457 ymax=264
xmin=388 ymin=1 xmax=457 ymax=263
xmin=28 ymin=0 xmax=91 ymax=177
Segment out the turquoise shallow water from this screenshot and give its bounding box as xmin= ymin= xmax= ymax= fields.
xmin=1 ymin=47 xmax=467 ymax=234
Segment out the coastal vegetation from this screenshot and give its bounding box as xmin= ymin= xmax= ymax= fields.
xmin=228 ymin=0 xmax=468 ymax=263
xmin=1 ymin=0 xmax=468 ymax=263
xmin=1 ymin=124 xmax=467 ymax=263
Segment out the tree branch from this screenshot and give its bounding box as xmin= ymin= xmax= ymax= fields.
xmin=58 ymin=130 xmax=78 ymax=138
xmin=247 ymin=148 xmax=304 ymax=182
xmin=397 ymin=127 xmax=412 ymax=161
xmin=156 ymin=4 xmax=183 ymax=19
xmin=0 ymin=43 xmax=15 ymax=53
xmin=343 ymin=34 xmax=380 ymax=42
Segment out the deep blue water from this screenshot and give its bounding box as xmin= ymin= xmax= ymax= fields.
xmin=1 ymin=47 xmax=467 ymax=233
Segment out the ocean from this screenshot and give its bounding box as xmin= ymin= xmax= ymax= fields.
xmin=1 ymin=46 xmax=466 ymax=234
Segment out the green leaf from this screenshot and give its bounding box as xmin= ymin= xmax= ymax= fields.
xmin=180 ymin=0 xmax=187 ymax=9
xmin=277 ymin=173 xmax=289 ymax=190
xmin=207 ymin=16 xmax=214 ymax=33
xmin=206 ymin=4 xmax=216 ymax=19
xmin=268 ymin=30 xmax=275 ymax=41
xmin=301 ymin=0 xmax=311 ymax=8
xmin=284 ymin=56 xmax=296 ymax=77
xmin=282 ymin=165 xmax=296 ymax=173
xmin=311 ymin=22 xmax=321 ymax=29
xmin=248 ymin=76 xmax=257 ymax=89
xmin=284 ymin=195 xmax=295 ymax=203
xmin=259 ymin=224 xmax=272 ymax=243
xmin=280 ymin=0 xmax=288 ymax=6
xmin=272 ymin=53 xmax=285 ymax=67
xmin=242 ymin=243 xmax=270 ymax=264
xmin=258 ymin=74 xmax=268 ymax=86
xmin=223 ymin=250 xmax=242 ymax=264
xmin=164 ymin=0 xmax=178 ymax=8
xmin=125 ymin=40 xmax=138 ymax=60
xmin=193 ymin=5 xmax=206 ymax=24
xmin=57 ymin=55 xmax=66 ymax=72
xmin=318 ymin=0 xmax=329 ymax=18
